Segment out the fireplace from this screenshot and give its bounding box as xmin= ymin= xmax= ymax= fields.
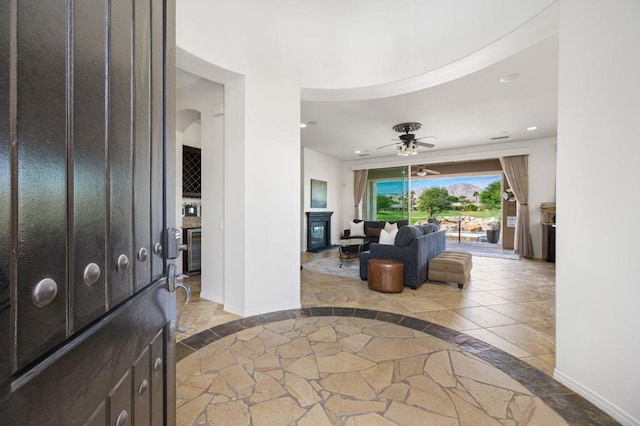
xmin=306 ymin=211 xmax=333 ymax=252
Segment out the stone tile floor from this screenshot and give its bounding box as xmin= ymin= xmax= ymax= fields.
xmin=179 ymin=249 xmax=557 ymax=376
xmin=177 ymin=316 xmax=569 ymax=425
xmin=174 ymin=250 xmax=618 ymax=424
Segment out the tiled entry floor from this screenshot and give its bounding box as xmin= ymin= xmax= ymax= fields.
xmin=176 ymin=310 xmax=616 ymax=425
xmin=175 ymin=253 xmax=616 ymax=424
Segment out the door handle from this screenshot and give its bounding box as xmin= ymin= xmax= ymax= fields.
xmin=166 ymin=263 xmax=191 ymax=333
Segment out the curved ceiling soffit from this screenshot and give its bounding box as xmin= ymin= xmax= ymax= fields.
xmin=177 ymin=46 xmax=243 ymax=86
xmin=301 ymin=2 xmax=559 ymax=102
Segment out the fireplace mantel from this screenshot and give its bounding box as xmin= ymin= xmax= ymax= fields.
xmin=306 ymin=211 xmax=333 ymax=252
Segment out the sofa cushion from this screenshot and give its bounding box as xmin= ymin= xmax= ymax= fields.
xmin=349 ymin=221 xmax=365 ymax=237
xmin=366 ymin=227 xmax=382 ymax=239
xmin=395 ymin=225 xmax=422 ymax=247
xmin=418 ymin=223 xmax=440 ymax=234
xmin=378 ymin=228 xmax=398 ymax=245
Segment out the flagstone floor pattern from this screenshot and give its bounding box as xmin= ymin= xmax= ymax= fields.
xmin=176 ymin=316 xmax=569 ymax=425
xmin=176 ymin=253 xmax=618 ymax=425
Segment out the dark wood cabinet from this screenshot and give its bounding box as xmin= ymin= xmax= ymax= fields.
xmin=182 ymin=146 xmax=201 ymax=198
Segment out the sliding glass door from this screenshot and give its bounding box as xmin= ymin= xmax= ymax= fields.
xmin=365 ymin=166 xmax=411 ymax=222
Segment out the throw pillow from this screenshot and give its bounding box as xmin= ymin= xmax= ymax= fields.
xmin=349 ymin=220 xmax=365 ymax=237
xmin=384 ymin=221 xmax=398 ymax=233
xmin=378 ymin=227 xmax=398 ymax=245
xmin=366 ymin=227 xmax=382 ymax=239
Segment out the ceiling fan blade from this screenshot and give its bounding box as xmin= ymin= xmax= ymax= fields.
xmin=415 ymin=141 xmax=435 ymax=148
xmin=377 ymin=142 xmax=401 ymax=149
xmin=415 ymin=136 xmax=436 ymax=141
xmin=424 ymin=168 xmax=440 ymax=175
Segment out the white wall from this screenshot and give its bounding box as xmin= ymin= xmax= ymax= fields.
xmin=182 ymin=122 xmax=201 ymax=148
xmin=555 ymin=1 xmax=640 ymax=425
xmin=344 ymin=137 xmax=557 ymax=259
xmin=301 ymin=148 xmax=345 ymax=251
xmin=527 ymin=139 xmax=557 ymax=259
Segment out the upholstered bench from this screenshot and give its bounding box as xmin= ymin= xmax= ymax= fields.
xmin=428 ymin=251 xmax=472 ymax=289
xmin=368 ymin=259 xmax=404 ymax=293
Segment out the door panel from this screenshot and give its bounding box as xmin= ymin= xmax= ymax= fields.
xmin=109 ymin=369 xmax=133 ymax=426
xmin=72 ymin=0 xmax=108 ymax=332
xmin=0 ymin=0 xmax=176 ymax=423
xmin=151 ymin=0 xmax=165 ymax=281
xmin=133 ymin=346 xmax=152 ymax=426
xmin=15 ymin=0 xmax=69 ymax=370
xmin=1 ymin=283 xmax=171 ymax=424
xmin=133 ymin=0 xmax=152 ymax=291
xmin=150 ymin=329 xmax=165 ymax=424
xmin=87 ymin=402 xmax=107 ymax=426
xmin=108 ymin=0 xmax=135 ymax=308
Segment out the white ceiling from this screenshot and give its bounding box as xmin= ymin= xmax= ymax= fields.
xmin=300 ymin=35 xmax=558 ymax=162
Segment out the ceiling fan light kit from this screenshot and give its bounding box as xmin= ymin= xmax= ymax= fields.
xmin=397 ymin=143 xmax=418 ymax=156
xmin=378 ymin=122 xmax=437 ymax=156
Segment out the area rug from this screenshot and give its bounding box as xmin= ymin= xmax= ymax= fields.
xmin=302 ymin=256 xmax=361 ymax=280
xmin=446 ymin=241 xmax=521 ymax=260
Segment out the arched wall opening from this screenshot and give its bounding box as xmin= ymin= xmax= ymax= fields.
xmin=175 ymin=108 xmax=202 ymax=274
xmin=176 ymin=74 xmax=225 ymax=306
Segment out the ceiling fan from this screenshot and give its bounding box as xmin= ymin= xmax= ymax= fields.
xmin=377 ymin=122 xmax=436 ymax=156
xmin=412 ymin=165 xmax=441 ymax=177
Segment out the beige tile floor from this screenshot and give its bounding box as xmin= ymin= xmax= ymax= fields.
xmin=179 ymin=249 xmax=556 ymax=375
xmin=176 ymin=316 xmax=567 ymax=425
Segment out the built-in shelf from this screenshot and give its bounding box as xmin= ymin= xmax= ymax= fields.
xmin=182 ymin=146 xmax=201 ymax=198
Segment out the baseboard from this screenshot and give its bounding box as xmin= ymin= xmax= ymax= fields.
xmin=223 ymin=302 xmax=301 ymax=318
xmin=553 ymin=369 xmax=638 ymax=426
xmin=199 ymin=291 xmax=224 ymax=305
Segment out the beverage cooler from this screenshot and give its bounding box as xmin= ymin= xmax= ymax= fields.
xmin=184 ymin=227 xmax=201 ymax=274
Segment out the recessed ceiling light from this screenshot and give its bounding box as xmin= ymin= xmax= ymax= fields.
xmin=355 ymin=150 xmax=361 ymax=154
xmin=499 ymin=73 xmax=520 ymax=83
xmin=527 ymin=126 xmax=537 ymax=131
xmin=300 ymin=123 xmax=307 ymax=128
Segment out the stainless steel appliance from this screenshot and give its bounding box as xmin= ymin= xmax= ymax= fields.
xmin=184 ymin=204 xmax=197 ymax=216
xmin=184 ymin=227 xmax=201 ymax=274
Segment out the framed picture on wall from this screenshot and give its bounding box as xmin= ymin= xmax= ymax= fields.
xmin=311 ymin=179 xmax=327 ymax=208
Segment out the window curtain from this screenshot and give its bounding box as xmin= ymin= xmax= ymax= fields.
xmin=500 ymin=155 xmax=534 ymax=258
xmin=353 ymin=170 xmax=368 ymax=219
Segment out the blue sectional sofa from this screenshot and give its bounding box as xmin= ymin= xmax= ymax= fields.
xmin=359 ymin=224 xmax=447 ymax=289
xmin=342 ymin=219 xmax=409 ymax=244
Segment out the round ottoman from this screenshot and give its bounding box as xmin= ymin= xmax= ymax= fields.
xmin=368 ymin=259 xmax=404 ymax=293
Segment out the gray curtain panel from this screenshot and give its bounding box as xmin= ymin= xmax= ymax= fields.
xmin=353 ymin=169 xmax=368 ymax=219
xmin=500 ymin=155 xmax=535 ymax=258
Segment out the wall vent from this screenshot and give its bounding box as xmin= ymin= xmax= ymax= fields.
xmin=491 ymin=135 xmax=510 ymax=141
xmin=358 ymin=153 xmax=370 ymax=157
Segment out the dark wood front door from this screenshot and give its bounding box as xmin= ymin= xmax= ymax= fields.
xmin=0 ymin=0 xmax=177 ymax=424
